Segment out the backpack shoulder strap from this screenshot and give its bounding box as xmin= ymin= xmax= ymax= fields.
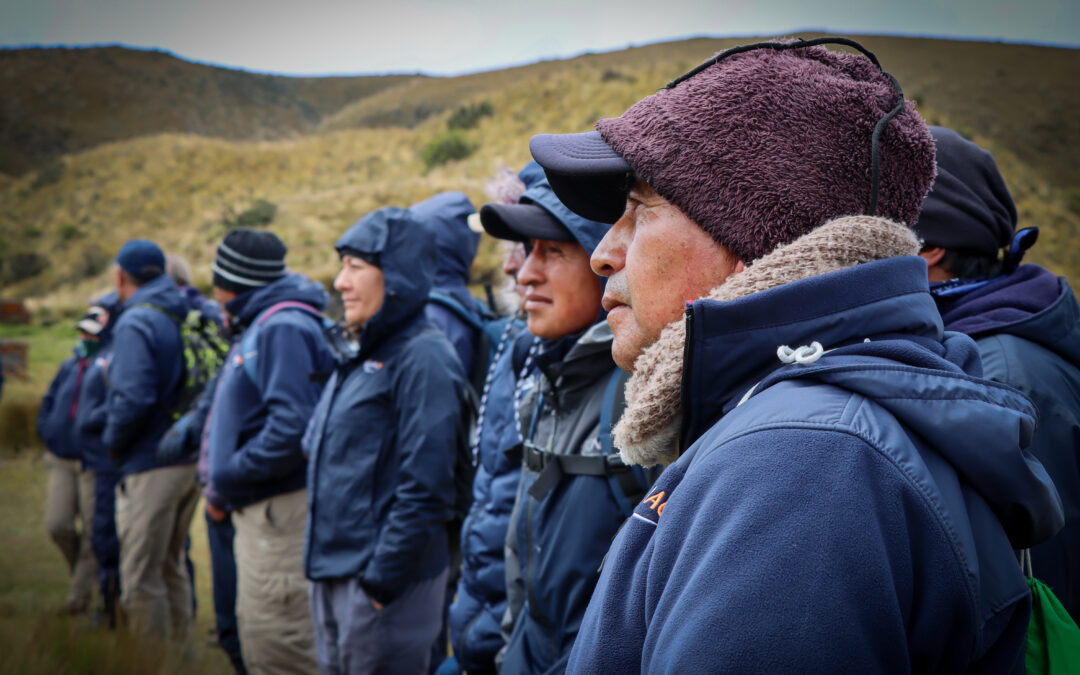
xmin=525 ymin=369 xmax=651 ymax=513
xmin=133 ymin=302 xmax=185 ymax=324
xmin=239 ymin=301 xmax=324 ymax=385
xmin=427 ymin=289 xmax=486 ymax=332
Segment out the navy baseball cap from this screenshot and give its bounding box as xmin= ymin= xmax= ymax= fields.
xmin=115 ymin=239 xmax=166 ymax=281
xmin=528 ymin=131 xmax=631 ymax=225
xmin=479 ymin=203 xmax=574 ymax=244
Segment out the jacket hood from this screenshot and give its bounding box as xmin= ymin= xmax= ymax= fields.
xmin=125 ymin=274 xmax=188 ymax=318
xmin=227 ymin=272 xmax=329 ymax=326
xmin=938 ymin=265 xmax=1080 ymax=367
xmin=336 ymin=207 xmax=437 ymax=355
xmin=409 ymin=191 xmax=478 ymax=288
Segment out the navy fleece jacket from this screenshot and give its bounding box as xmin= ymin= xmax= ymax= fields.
xmin=568 ymin=257 xmax=1064 ymax=674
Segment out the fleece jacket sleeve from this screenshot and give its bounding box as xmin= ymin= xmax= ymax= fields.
xmin=571 ymin=427 xmax=981 ymax=674
xmin=102 ymin=320 xmax=161 ymax=457
xmin=212 ymin=320 xmax=323 ymax=491
xmin=361 ymin=334 xmax=464 ymax=605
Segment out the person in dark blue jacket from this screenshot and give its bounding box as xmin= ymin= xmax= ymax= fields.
xmin=205 ymin=228 xmax=333 ymax=673
xmin=917 ymin=127 xmax=1080 ymax=620
xmin=529 ymin=39 xmax=1064 ymax=672
xmin=477 ymin=174 xmax=651 ymax=675
xmin=38 ymin=307 xmax=105 ymax=615
xmin=103 ymin=239 xmax=200 ymax=641
xmin=412 ymin=191 xmax=480 ymax=376
xmin=304 ymin=207 xmax=467 ymax=674
xmin=442 ymin=162 xmax=542 ymax=675
xmin=73 ymin=293 xmax=123 ymax=627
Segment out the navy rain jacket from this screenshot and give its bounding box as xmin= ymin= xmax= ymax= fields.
xmin=449 ymin=328 xmax=533 ymax=674
xmin=303 ymin=207 xmax=467 ymax=606
xmin=937 ymin=263 xmax=1080 ymax=620
xmin=75 ymin=292 xmax=121 ymax=474
xmin=37 ymin=351 xmax=86 ymax=461
xmin=568 ymin=257 xmax=1064 ymax=674
xmin=206 ymin=273 xmax=333 ymax=509
xmin=102 ymin=274 xmax=189 ymax=476
xmin=412 ymin=191 xmax=482 ymax=377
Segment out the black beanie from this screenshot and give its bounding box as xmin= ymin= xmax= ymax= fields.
xmin=212 ymin=228 xmax=288 ymax=293
xmin=915 ymin=127 xmax=1017 ymax=257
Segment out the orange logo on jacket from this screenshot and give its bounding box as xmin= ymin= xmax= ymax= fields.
xmin=633 ymin=488 xmax=669 ymax=526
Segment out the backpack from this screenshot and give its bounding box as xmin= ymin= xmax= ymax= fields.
xmin=237 ymin=301 xmax=335 ymax=387
xmin=427 ymin=289 xmax=518 ymax=395
xmin=521 ymin=368 xmax=654 ymax=517
xmin=427 ymin=289 xmax=525 ymax=521
xmin=1020 ymin=548 xmax=1080 ymax=674
xmin=137 ymin=304 xmax=229 ymax=421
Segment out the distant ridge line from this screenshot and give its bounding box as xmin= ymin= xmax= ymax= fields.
xmin=1 ymin=30 xmax=1076 ymax=79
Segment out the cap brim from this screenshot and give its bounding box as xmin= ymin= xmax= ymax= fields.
xmin=76 ymin=319 xmax=103 ymax=335
xmin=479 ymin=203 xmax=575 ymax=243
xmin=529 ymin=131 xmax=632 ymax=224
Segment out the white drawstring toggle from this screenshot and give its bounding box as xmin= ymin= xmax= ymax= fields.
xmin=776 ymin=341 xmax=825 ymax=365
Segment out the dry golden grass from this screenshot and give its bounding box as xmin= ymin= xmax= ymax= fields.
xmin=2 ymin=34 xmax=1078 ymax=319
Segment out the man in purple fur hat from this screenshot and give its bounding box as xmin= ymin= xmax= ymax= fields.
xmin=529 ymin=38 xmax=1063 ymax=672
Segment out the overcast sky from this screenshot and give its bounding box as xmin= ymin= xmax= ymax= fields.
xmin=2 ymin=0 xmax=1077 ymax=75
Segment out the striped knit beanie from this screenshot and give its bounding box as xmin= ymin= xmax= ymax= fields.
xmin=212 ymin=228 xmax=288 ymax=293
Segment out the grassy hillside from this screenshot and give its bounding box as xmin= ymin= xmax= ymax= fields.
xmin=2 ymin=35 xmax=1078 ymax=319
xmin=0 ymin=46 xmax=420 ymax=176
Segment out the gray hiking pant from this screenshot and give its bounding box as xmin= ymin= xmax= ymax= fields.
xmin=309 ymin=568 xmax=448 ymax=675
xmin=45 ymin=452 xmax=97 ymax=611
xmin=233 ymin=488 xmax=318 ymax=674
xmin=115 ymin=462 xmax=199 ymax=640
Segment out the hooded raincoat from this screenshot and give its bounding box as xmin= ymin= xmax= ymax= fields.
xmin=303 ymin=207 xmax=467 ymax=605
xmin=411 ymin=191 xmax=483 ymax=378
xmin=936 ymin=263 xmax=1080 ymax=620
xmin=568 ymin=255 xmax=1065 ymax=673
xmin=206 ymin=273 xmax=334 ymax=509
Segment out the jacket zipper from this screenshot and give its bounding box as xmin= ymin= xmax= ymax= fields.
xmin=678 ymin=304 xmax=694 ymax=455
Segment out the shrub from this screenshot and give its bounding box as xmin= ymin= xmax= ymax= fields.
xmin=421 ymin=132 xmax=476 ymax=171
xmin=4 ymin=252 xmax=48 ymax=284
xmin=233 ymin=199 xmax=277 ymax=228
xmin=30 ymin=162 xmax=65 ymax=190
xmin=600 ymin=69 xmax=634 ymax=83
xmin=0 ymin=399 xmax=39 ymax=454
xmin=74 ymin=243 xmax=109 ymax=280
xmin=58 ymin=223 xmax=82 ymax=241
xmin=447 ymin=101 xmax=494 ymax=130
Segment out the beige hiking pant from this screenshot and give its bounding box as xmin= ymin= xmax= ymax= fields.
xmin=115 ymin=463 xmax=199 ymax=641
xmin=44 ymin=452 xmax=97 ymax=611
xmin=233 ymin=488 xmax=318 ymax=675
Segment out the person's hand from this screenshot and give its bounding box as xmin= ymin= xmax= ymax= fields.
xmin=206 ymin=502 xmax=227 ymax=523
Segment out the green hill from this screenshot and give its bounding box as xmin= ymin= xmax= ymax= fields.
xmin=2 ymin=35 xmax=1078 ymax=319
xmin=0 ymin=46 xmax=421 ymax=177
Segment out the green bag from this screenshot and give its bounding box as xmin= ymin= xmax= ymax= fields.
xmin=1020 ymin=549 xmax=1080 ymax=675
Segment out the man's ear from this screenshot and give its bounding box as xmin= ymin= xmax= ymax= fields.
xmin=919 ymin=246 xmax=946 ymax=268
xmin=733 ymin=259 xmax=746 ymax=275
xmin=919 ymin=246 xmax=954 ymax=282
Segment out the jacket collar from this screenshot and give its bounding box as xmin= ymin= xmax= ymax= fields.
xmin=613 ymin=215 xmax=923 ymax=467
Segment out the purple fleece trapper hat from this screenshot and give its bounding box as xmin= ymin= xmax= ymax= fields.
xmin=530 ymin=39 xmax=937 ymax=263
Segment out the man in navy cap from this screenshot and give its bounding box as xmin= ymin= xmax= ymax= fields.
xmin=916 ymin=127 xmax=1080 ymax=620
xmin=103 ymin=239 xmax=200 ymax=641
